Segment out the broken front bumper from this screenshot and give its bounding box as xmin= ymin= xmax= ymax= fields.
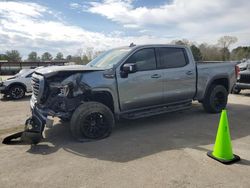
xmin=30 ymin=95 xmax=54 ymax=129
xmin=2 ymin=97 xmax=53 ymax=145
xmin=2 ymin=106 xmax=46 ymax=145
xmin=3 ymin=92 xmax=75 ymax=145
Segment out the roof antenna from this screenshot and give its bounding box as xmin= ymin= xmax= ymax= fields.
xmin=129 ymin=43 xmax=136 ymax=47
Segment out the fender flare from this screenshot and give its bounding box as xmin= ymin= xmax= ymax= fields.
xmin=90 ymin=88 xmax=119 ymax=113
xmin=202 ymin=75 xmax=230 ymax=100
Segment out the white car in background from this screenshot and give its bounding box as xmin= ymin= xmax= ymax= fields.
xmin=0 ymin=68 xmax=38 ymax=99
xmin=238 ymin=59 xmax=250 ymax=71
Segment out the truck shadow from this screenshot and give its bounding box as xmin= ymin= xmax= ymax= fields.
xmin=27 ymin=103 xmax=250 ymax=163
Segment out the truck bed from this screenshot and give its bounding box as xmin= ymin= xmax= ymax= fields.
xmin=195 ymin=61 xmax=238 ymax=100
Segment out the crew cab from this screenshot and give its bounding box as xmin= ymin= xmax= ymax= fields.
xmin=22 ymin=44 xmax=238 ymax=143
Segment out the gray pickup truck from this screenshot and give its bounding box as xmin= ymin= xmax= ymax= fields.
xmin=6 ymin=44 xmax=238 ymax=144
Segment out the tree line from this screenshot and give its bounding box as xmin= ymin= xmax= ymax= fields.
xmin=172 ymin=36 xmax=250 ymax=61
xmin=0 ymin=47 xmax=101 ymax=65
xmin=0 ymin=36 xmax=250 ymax=64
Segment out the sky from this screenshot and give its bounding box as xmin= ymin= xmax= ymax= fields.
xmin=0 ymin=0 xmax=250 ymax=58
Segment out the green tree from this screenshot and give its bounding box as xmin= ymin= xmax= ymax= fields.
xmin=231 ymin=46 xmax=250 ymax=60
xmin=66 ymin=55 xmax=72 ymax=62
xmin=0 ymin=54 xmax=8 ymax=60
xmin=27 ymin=51 xmax=39 ymax=61
xmin=71 ymin=56 xmax=82 ymax=64
xmin=54 ymin=52 xmax=64 ymax=60
xmin=171 ymin=39 xmax=190 ymax=46
xmin=190 ymin=45 xmax=202 ymax=61
xmin=199 ymin=43 xmax=223 ymax=61
xmin=218 ymin=36 xmax=238 ymax=61
xmin=85 ymin=47 xmax=94 ymax=61
xmin=5 ymin=50 xmax=22 ymax=62
xmin=220 ymin=47 xmax=230 ymax=61
xmin=82 ymin=55 xmax=90 ymax=64
xmin=41 ymin=52 xmax=53 ymax=61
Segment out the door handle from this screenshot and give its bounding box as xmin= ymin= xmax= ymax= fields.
xmin=186 ymin=71 xmax=193 ymax=75
xmin=151 ymin=74 xmax=161 ymax=78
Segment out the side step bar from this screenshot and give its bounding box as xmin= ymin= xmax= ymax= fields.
xmin=121 ymin=101 xmax=192 ymax=119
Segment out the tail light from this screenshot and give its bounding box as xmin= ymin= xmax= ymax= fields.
xmin=235 ymin=65 xmax=240 ymax=80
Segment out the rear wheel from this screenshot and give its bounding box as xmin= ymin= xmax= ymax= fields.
xmin=202 ymin=84 xmax=228 ymax=113
xmin=232 ymin=86 xmax=241 ymax=94
xmin=70 ymin=102 xmax=114 ymax=141
xmin=9 ymin=85 xmax=25 ymax=99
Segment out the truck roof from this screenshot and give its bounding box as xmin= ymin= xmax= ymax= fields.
xmin=115 ymin=44 xmax=187 ymax=50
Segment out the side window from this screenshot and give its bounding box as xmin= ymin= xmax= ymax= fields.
xmin=158 ymin=48 xmax=187 ymax=69
xmin=126 ymin=48 xmax=156 ymax=71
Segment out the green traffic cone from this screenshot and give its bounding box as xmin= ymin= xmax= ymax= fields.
xmin=207 ymin=110 xmax=240 ymax=164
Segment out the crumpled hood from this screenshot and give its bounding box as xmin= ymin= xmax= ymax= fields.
xmin=35 ymin=65 xmax=105 ymax=77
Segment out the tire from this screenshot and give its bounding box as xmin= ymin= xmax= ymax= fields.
xmin=202 ymin=84 xmax=228 ymax=113
xmin=9 ymin=85 xmax=25 ymax=99
xmin=59 ymin=117 xmax=70 ymax=123
xmin=232 ymin=86 xmax=241 ymax=94
xmin=70 ymin=102 xmax=115 ymax=141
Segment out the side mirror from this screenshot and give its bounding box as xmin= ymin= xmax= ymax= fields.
xmin=121 ymin=63 xmax=137 ymax=73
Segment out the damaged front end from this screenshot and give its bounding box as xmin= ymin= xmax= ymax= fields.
xmin=3 ymin=71 xmax=91 ymax=145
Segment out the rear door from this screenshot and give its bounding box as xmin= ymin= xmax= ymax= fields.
xmin=156 ymin=47 xmax=196 ymax=104
xmin=117 ymin=48 xmax=164 ymax=111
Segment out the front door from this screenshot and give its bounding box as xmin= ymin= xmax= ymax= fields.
xmin=117 ymin=48 xmax=164 ymax=111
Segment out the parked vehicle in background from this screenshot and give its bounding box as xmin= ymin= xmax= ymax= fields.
xmin=19 ymin=44 xmax=238 ymax=144
xmin=0 ymin=68 xmax=38 ymax=99
xmin=238 ymin=59 xmax=250 ymax=71
xmin=233 ymin=64 xmax=250 ymax=94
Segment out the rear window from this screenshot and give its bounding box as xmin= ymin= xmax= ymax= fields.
xmin=158 ymin=48 xmax=188 ymax=69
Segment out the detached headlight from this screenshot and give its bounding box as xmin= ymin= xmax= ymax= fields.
xmin=49 ymin=82 xmax=73 ymax=97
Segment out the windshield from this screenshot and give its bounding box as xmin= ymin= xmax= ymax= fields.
xmin=87 ymin=48 xmax=131 ymax=69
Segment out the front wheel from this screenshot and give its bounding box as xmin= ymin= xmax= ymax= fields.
xmin=70 ymin=102 xmax=114 ymax=141
xmin=9 ymin=85 xmax=25 ymax=99
xmin=202 ymin=84 xmax=228 ymax=113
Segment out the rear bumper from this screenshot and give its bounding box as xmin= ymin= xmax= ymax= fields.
xmin=235 ymin=82 xmax=250 ymax=89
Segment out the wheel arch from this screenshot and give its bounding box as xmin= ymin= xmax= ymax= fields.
xmin=202 ymin=76 xmax=229 ymax=101
xmin=90 ymin=91 xmax=115 ymax=113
